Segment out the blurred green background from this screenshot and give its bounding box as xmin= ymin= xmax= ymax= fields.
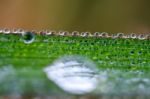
xmin=0 ymin=0 xmax=150 ymax=33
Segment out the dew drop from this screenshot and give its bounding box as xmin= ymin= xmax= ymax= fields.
xmin=12 ymin=28 xmax=25 ymax=34
xmin=22 ymin=32 xmax=35 ymax=44
xmin=138 ymin=51 xmax=142 ymax=55
xmin=116 ymin=33 xmax=124 ymax=38
xmin=44 ymin=55 xmax=99 ymax=94
xmin=39 ymin=30 xmax=45 ymax=35
xmin=146 ymin=34 xmax=150 ymax=40
xmin=72 ymin=31 xmax=80 ymax=36
xmin=111 ymin=34 xmax=117 ymax=39
xmin=46 ymin=30 xmax=56 ymax=35
xmin=130 ymin=50 xmax=134 ymax=54
xmin=100 ymin=32 xmax=109 ymax=37
xmin=138 ymin=34 xmax=145 ymax=40
xmin=17 ymin=28 xmax=25 ymax=33
xmin=81 ymin=32 xmax=91 ymax=37
xmin=59 ymin=31 xmax=69 ymax=36
xmin=93 ymin=32 xmax=100 ymax=37
xmin=3 ymin=28 xmax=11 ymax=34
xmin=130 ymin=33 xmax=137 ymax=39
xmin=12 ymin=29 xmax=19 ymax=34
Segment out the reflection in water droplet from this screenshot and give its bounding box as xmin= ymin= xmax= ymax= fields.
xmin=22 ymin=32 xmax=35 ymax=44
xmin=44 ymin=55 xmax=99 ymax=94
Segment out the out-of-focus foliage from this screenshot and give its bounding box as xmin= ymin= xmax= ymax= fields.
xmin=0 ymin=0 xmax=150 ymax=33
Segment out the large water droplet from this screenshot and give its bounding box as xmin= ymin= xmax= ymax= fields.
xmin=44 ymin=55 xmax=99 ymax=94
xmin=22 ymin=32 xmax=35 ymax=44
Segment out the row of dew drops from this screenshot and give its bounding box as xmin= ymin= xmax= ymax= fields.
xmin=0 ymin=28 xmax=150 ymax=40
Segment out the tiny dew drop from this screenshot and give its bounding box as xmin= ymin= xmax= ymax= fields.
xmin=3 ymin=28 xmax=11 ymax=34
xmin=12 ymin=28 xmax=18 ymax=34
xmin=22 ymin=32 xmax=35 ymax=44
xmin=130 ymin=33 xmax=137 ymax=39
xmin=59 ymin=31 xmax=69 ymax=36
xmin=138 ymin=51 xmax=142 ymax=55
xmin=93 ymin=32 xmax=100 ymax=37
xmin=138 ymin=34 xmax=145 ymax=40
xmin=81 ymin=32 xmax=90 ymax=37
xmin=116 ymin=33 xmax=124 ymax=38
xmin=100 ymin=32 xmax=109 ymax=38
xmin=17 ymin=28 xmax=25 ymax=33
xmin=130 ymin=50 xmax=134 ymax=54
xmin=72 ymin=31 xmax=80 ymax=36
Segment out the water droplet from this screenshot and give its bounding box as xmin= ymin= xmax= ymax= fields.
xmin=12 ymin=29 xmax=19 ymax=34
xmin=130 ymin=33 xmax=137 ymax=39
xmin=44 ymin=55 xmax=99 ymax=94
xmin=39 ymin=30 xmax=47 ymax=35
xmin=22 ymin=32 xmax=35 ymax=44
xmin=116 ymin=33 xmax=124 ymax=38
xmin=59 ymin=31 xmax=69 ymax=36
xmin=46 ymin=30 xmax=56 ymax=35
xmin=138 ymin=51 xmax=142 ymax=55
xmin=146 ymin=34 xmax=150 ymax=40
xmin=17 ymin=28 xmax=25 ymax=33
xmin=72 ymin=31 xmax=80 ymax=36
xmin=111 ymin=34 xmax=117 ymax=39
xmin=130 ymin=50 xmax=134 ymax=54
xmin=138 ymin=34 xmax=145 ymax=40
xmin=3 ymin=28 xmax=11 ymax=34
xmin=12 ymin=28 xmax=25 ymax=34
xmin=93 ymin=32 xmax=100 ymax=37
xmin=100 ymin=32 xmax=109 ymax=37
xmin=81 ymin=32 xmax=91 ymax=37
